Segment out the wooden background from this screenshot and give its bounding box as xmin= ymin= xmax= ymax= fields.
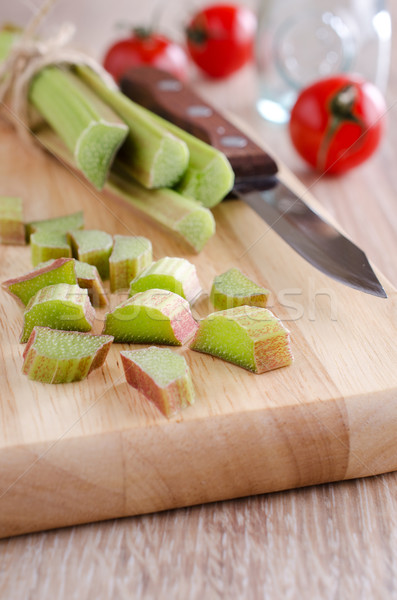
xmin=1 ymin=1 xmax=397 ymax=598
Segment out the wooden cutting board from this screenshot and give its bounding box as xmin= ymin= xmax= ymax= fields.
xmin=1 ymin=122 xmax=396 ymax=539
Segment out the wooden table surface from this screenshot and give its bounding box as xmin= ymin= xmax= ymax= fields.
xmin=1 ymin=3 xmax=397 ymax=599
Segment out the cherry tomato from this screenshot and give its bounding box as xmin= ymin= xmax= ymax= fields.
xmin=289 ymin=75 xmax=386 ymax=174
xmin=103 ymin=29 xmax=189 ymax=83
xmin=186 ymin=4 xmax=257 ymax=79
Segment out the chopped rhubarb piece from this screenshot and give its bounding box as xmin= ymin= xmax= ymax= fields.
xmin=190 ymin=306 xmax=293 ymax=373
xmin=210 ymin=267 xmax=270 ymax=310
xmin=32 ymin=258 xmax=108 ymax=307
xmin=22 ymin=326 xmax=113 ymax=383
xmin=20 ymin=283 xmax=95 ymax=343
xmin=109 ymin=235 xmax=152 ymax=293
xmin=73 ymin=260 xmax=108 ymax=307
xmin=120 ymin=346 xmax=195 ymax=417
xmin=2 ymin=257 xmax=76 ymax=306
xmin=25 ymin=210 xmax=84 ymax=241
xmin=0 ymin=196 xmax=25 ymax=245
xmin=68 ymin=229 xmax=113 ymax=279
xmin=128 ymin=256 xmax=202 ymax=304
xmin=30 ymin=230 xmax=72 ymax=266
xmin=103 ymin=288 xmax=198 ymax=345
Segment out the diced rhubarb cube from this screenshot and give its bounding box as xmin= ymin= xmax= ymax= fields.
xmin=103 ymin=288 xmax=198 ymax=345
xmin=22 ymin=326 xmax=113 ymax=383
xmin=190 ymin=306 xmax=293 ymax=373
xmin=121 ymin=346 xmax=195 ymax=417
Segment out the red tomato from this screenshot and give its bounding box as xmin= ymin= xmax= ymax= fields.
xmin=186 ymin=4 xmax=257 ymax=79
xmin=103 ymin=29 xmax=189 ymax=83
xmin=289 ymin=75 xmax=386 ymax=174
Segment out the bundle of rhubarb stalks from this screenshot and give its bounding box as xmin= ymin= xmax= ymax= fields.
xmin=0 ymin=29 xmax=235 ymax=253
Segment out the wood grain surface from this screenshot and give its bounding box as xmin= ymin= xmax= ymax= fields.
xmin=2 ymin=119 xmax=396 ymax=540
xmin=1 ymin=2 xmax=397 ymax=599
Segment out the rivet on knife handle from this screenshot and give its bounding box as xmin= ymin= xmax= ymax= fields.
xmin=120 ymin=66 xmax=278 ymax=180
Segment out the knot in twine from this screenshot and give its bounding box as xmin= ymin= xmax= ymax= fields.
xmin=0 ymin=22 xmax=117 ymax=145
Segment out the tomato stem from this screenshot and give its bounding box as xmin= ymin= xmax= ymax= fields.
xmin=133 ymin=27 xmax=152 ymax=39
xmin=186 ymin=25 xmax=208 ymax=45
xmin=317 ymin=84 xmax=367 ymax=172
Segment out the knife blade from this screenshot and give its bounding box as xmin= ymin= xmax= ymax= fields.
xmin=120 ymin=66 xmax=386 ymax=298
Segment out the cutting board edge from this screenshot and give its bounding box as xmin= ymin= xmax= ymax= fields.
xmin=2 ymin=385 xmax=397 ymax=539
xmin=2 ymin=470 xmax=397 ymax=540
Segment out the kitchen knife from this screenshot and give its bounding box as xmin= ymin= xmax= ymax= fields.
xmin=120 ymin=67 xmax=386 ymax=298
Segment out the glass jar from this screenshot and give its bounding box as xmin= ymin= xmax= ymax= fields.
xmin=256 ymin=0 xmax=391 ymax=123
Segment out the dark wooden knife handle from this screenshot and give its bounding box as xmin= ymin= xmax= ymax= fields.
xmin=120 ymin=66 xmax=278 ymax=179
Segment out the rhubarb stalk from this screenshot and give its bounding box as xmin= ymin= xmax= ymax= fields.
xmin=29 ymin=66 xmax=128 ymax=190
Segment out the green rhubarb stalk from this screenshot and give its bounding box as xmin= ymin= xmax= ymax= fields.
xmin=75 ymin=65 xmax=189 ymax=189
xmin=28 ymin=66 xmax=128 ymax=190
xmin=133 ymin=106 xmax=235 ymax=208
xmin=36 ymin=126 xmax=215 ymax=253
xmin=76 ymin=65 xmax=234 ymax=205
xmin=108 ymin=164 xmax=215 ymax=253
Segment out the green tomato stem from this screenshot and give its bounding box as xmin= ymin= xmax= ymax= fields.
xmin=317 ymin=84 xmax=367 ymax=172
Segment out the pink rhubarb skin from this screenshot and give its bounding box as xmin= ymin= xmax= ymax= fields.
xmin=2 ymin=258 xmax=76 ymax=306
xmin=121 ymin=357 xmax=180 ymax=417
xmin=253 ymin=328 xmax=293 ymax=372
xmin=234 ymin=308 xmax=292 ymax=373
xmin=140 ymin=290 xmax=199 ymax=345
xmin=120 ymin=347 xmax=195 ymax=417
